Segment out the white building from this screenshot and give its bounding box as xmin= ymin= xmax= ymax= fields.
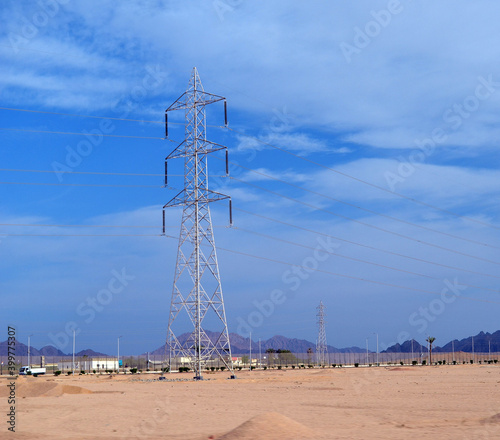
xmin=58 ymin=357 xmax=118 ymax=372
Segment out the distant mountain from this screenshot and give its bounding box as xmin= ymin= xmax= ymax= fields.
xmin=434 ymin=331 xmax=500 ymax=353
xmin=0 ymin=340 xmax=90 ymax=357
xmin=0 ymin=340 xmax=66 ymax=357
xmin=5 ymin=329 xmax=498 ymax=357
xmin=75 ymin=349 xmax=108 ymax=357
xmin=382 ymin=339 xmax=427 ymax=354
xmin=146 ymin=332 xmax=365 ymax=356
xmin=383 ymin=331 xmax=500 ymax=353
xmin=39 ymin=345 xmax=67 ymax=356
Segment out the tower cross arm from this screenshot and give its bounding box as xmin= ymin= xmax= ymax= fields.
xmin=164 ymin=190 xmax=187 ymax=208
xmin=166 ymin=140 xmax=227 ymax=161
xmin=203 ymin=189 xmax=230 ymax=203
xmin=166 ymin=92 xmax=226 ymax=112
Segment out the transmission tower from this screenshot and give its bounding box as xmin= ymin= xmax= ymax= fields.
xmin=316 ymin=301 xmax=328 ymax=365
xmin=163 ymin=67 xmax=234 ymax=380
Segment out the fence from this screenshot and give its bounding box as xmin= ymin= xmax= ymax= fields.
xmin=2 ymin=351 xmax=499 ymax=375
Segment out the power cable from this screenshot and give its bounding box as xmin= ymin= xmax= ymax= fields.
xmin=232 ymin=226 xmax=498 ymax=294
xmin=0 ymin=127 xmax=169 ymax=141
xmin=0 ymin=168 xmax=173 ymax=177
xmin=2 ymin=229 xmax=497 ymax=303
xmin=230 ymin=177 xmax=500 ymax=267
xmin=226 ymin=127 xmax=499 ymax=231
xmin=233 ymin=207 xmax=500 ymax=280
xmin=0 ymin=181 xmax=165 ymax=188
xmin=214 ymin=157 xmax=498 ymax=251
xmin=214 ymin=244 xmax=500 ymax=305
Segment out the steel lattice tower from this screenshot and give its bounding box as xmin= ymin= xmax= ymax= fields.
xmin=316 ymin=301 xmax=328 ymax=365
xmin=163 ymin=67 xmax=234 ymax=380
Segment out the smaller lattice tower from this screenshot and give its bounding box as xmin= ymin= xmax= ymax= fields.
xmin=316 ymin=301 xmax=328 ymax=365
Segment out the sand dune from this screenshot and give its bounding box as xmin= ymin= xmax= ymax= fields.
xmin=218 ymin=412 xmax=316 ymax=440
xmin=1 ymin=377 xmax=92 ymax=398
xmin=3 ymin=366 xmax=500 ymax=439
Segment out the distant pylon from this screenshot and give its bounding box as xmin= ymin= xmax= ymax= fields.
xmin=163 ymin=67 xmax=234 ymax=380
xmin=316 ymin=301 xmax=328 ymax=365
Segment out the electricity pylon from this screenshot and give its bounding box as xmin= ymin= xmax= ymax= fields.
xmin=316 ymin=301 xmax=328 ymax=365
xmin=163 ymin=67 xmax=234 ymax=380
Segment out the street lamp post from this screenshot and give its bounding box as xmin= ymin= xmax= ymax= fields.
xmin=249 ymin=332 xmax=252 ymax=371
xmin=72 ymin=330 xmax=76 ymax=376
xmin=472 ymin=336 xmax=475 ymax=363
xmin=117 ymin=336 xmax=122 ymax=374
xmin=373 ymin=333 xmax=379 ymax=366
xmin=27 ymin=334 xmax=33 ymax=370
xmin=365 ymin=338 xmax=369 ymax=365
xmin=259 ymin=338 xmax=261 ymax=369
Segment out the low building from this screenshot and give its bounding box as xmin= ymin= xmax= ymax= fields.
xmin=58 ymin=357 xmax=118 ymax=372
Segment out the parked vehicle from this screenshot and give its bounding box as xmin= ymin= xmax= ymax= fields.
xmin=19 ymin=366 xmax=46 ymax=376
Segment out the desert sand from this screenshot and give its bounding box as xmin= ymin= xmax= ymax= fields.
xmin=2 ymin=365 xmax=500 ymax=439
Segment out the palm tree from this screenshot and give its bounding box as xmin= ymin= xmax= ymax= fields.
xmin=307 ymin=347 xmax=313 ymax=365
xmin=426 ymin=337 xmax=436 ymax=365
xmin=266 ymin=348 xmax=275 ymax=367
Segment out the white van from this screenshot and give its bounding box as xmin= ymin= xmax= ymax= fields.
xmin=19 ymin=366 xmax=46 ymax=376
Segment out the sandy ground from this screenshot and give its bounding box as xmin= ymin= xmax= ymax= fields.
xmin=2 ymin=365 xmax=500 ymax=439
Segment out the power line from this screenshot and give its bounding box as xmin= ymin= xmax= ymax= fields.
xmin=214 ymin=244 xmax=500 ymax=305
xmin=0 ymin=233 xmax=165 ymax=237
xmin=0 ymin=127 xmax=169 ymax=141
xmin=4 ymin=106 xmax=497 ymax=235
xmin=0 ymin=181 xmax=165 ymax=188
xmin=0 ymin=223 xmax=226 ymax=229
xmin=233 ymin=207 xmax=500 ymax=280
xmin=232 ymin=226 xmax=499 ymax=293
xmin=2 ymin=108 xmax=497 ymax=232
xmin=0 ymin=168 xmax=172 ymax=177
xmin=0 ymin=106 xmax=181 ymax=126
xmin=226 ymin=127 xmax=499 ymax=231
xmin=230 ymin=177 xmax=500 ymax=267
xmin=2 ymin=218 xmax=498 ymax=285
xmin=215 ymin=157 xmax=498 ymax=251
xmin=0 ymin=106 xmax=222 ymax=129
xmin=2 ymin=228 xmax=497 ymax=301
xmin=0 ymin=223 xmax=159 ymax=229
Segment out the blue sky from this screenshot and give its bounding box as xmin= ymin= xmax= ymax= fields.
xmin=1 ymin=0 xmax=499 ymax=355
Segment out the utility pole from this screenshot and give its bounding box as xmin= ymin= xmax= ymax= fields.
xmin=316 ymin=302 xmax=328 ymax=366
xmin=259 ymin=338 xmax=261 ymax=369
xmin=365 ymin=338 xmax=369 ymax=365
xmin=374 ymin=333 xmax=379 ymax=366
xmin=72 ymin=330 xmax=75 ymax=376
xmin=117 ymin=336 xmax=122 ymax=374
xmin=27 ymin=335 xmax=32 ymax=369
xmin=164 ymin=67 xmax=234 ymax=380
xmin=249 ymin=332 xmax=252 ymax=371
